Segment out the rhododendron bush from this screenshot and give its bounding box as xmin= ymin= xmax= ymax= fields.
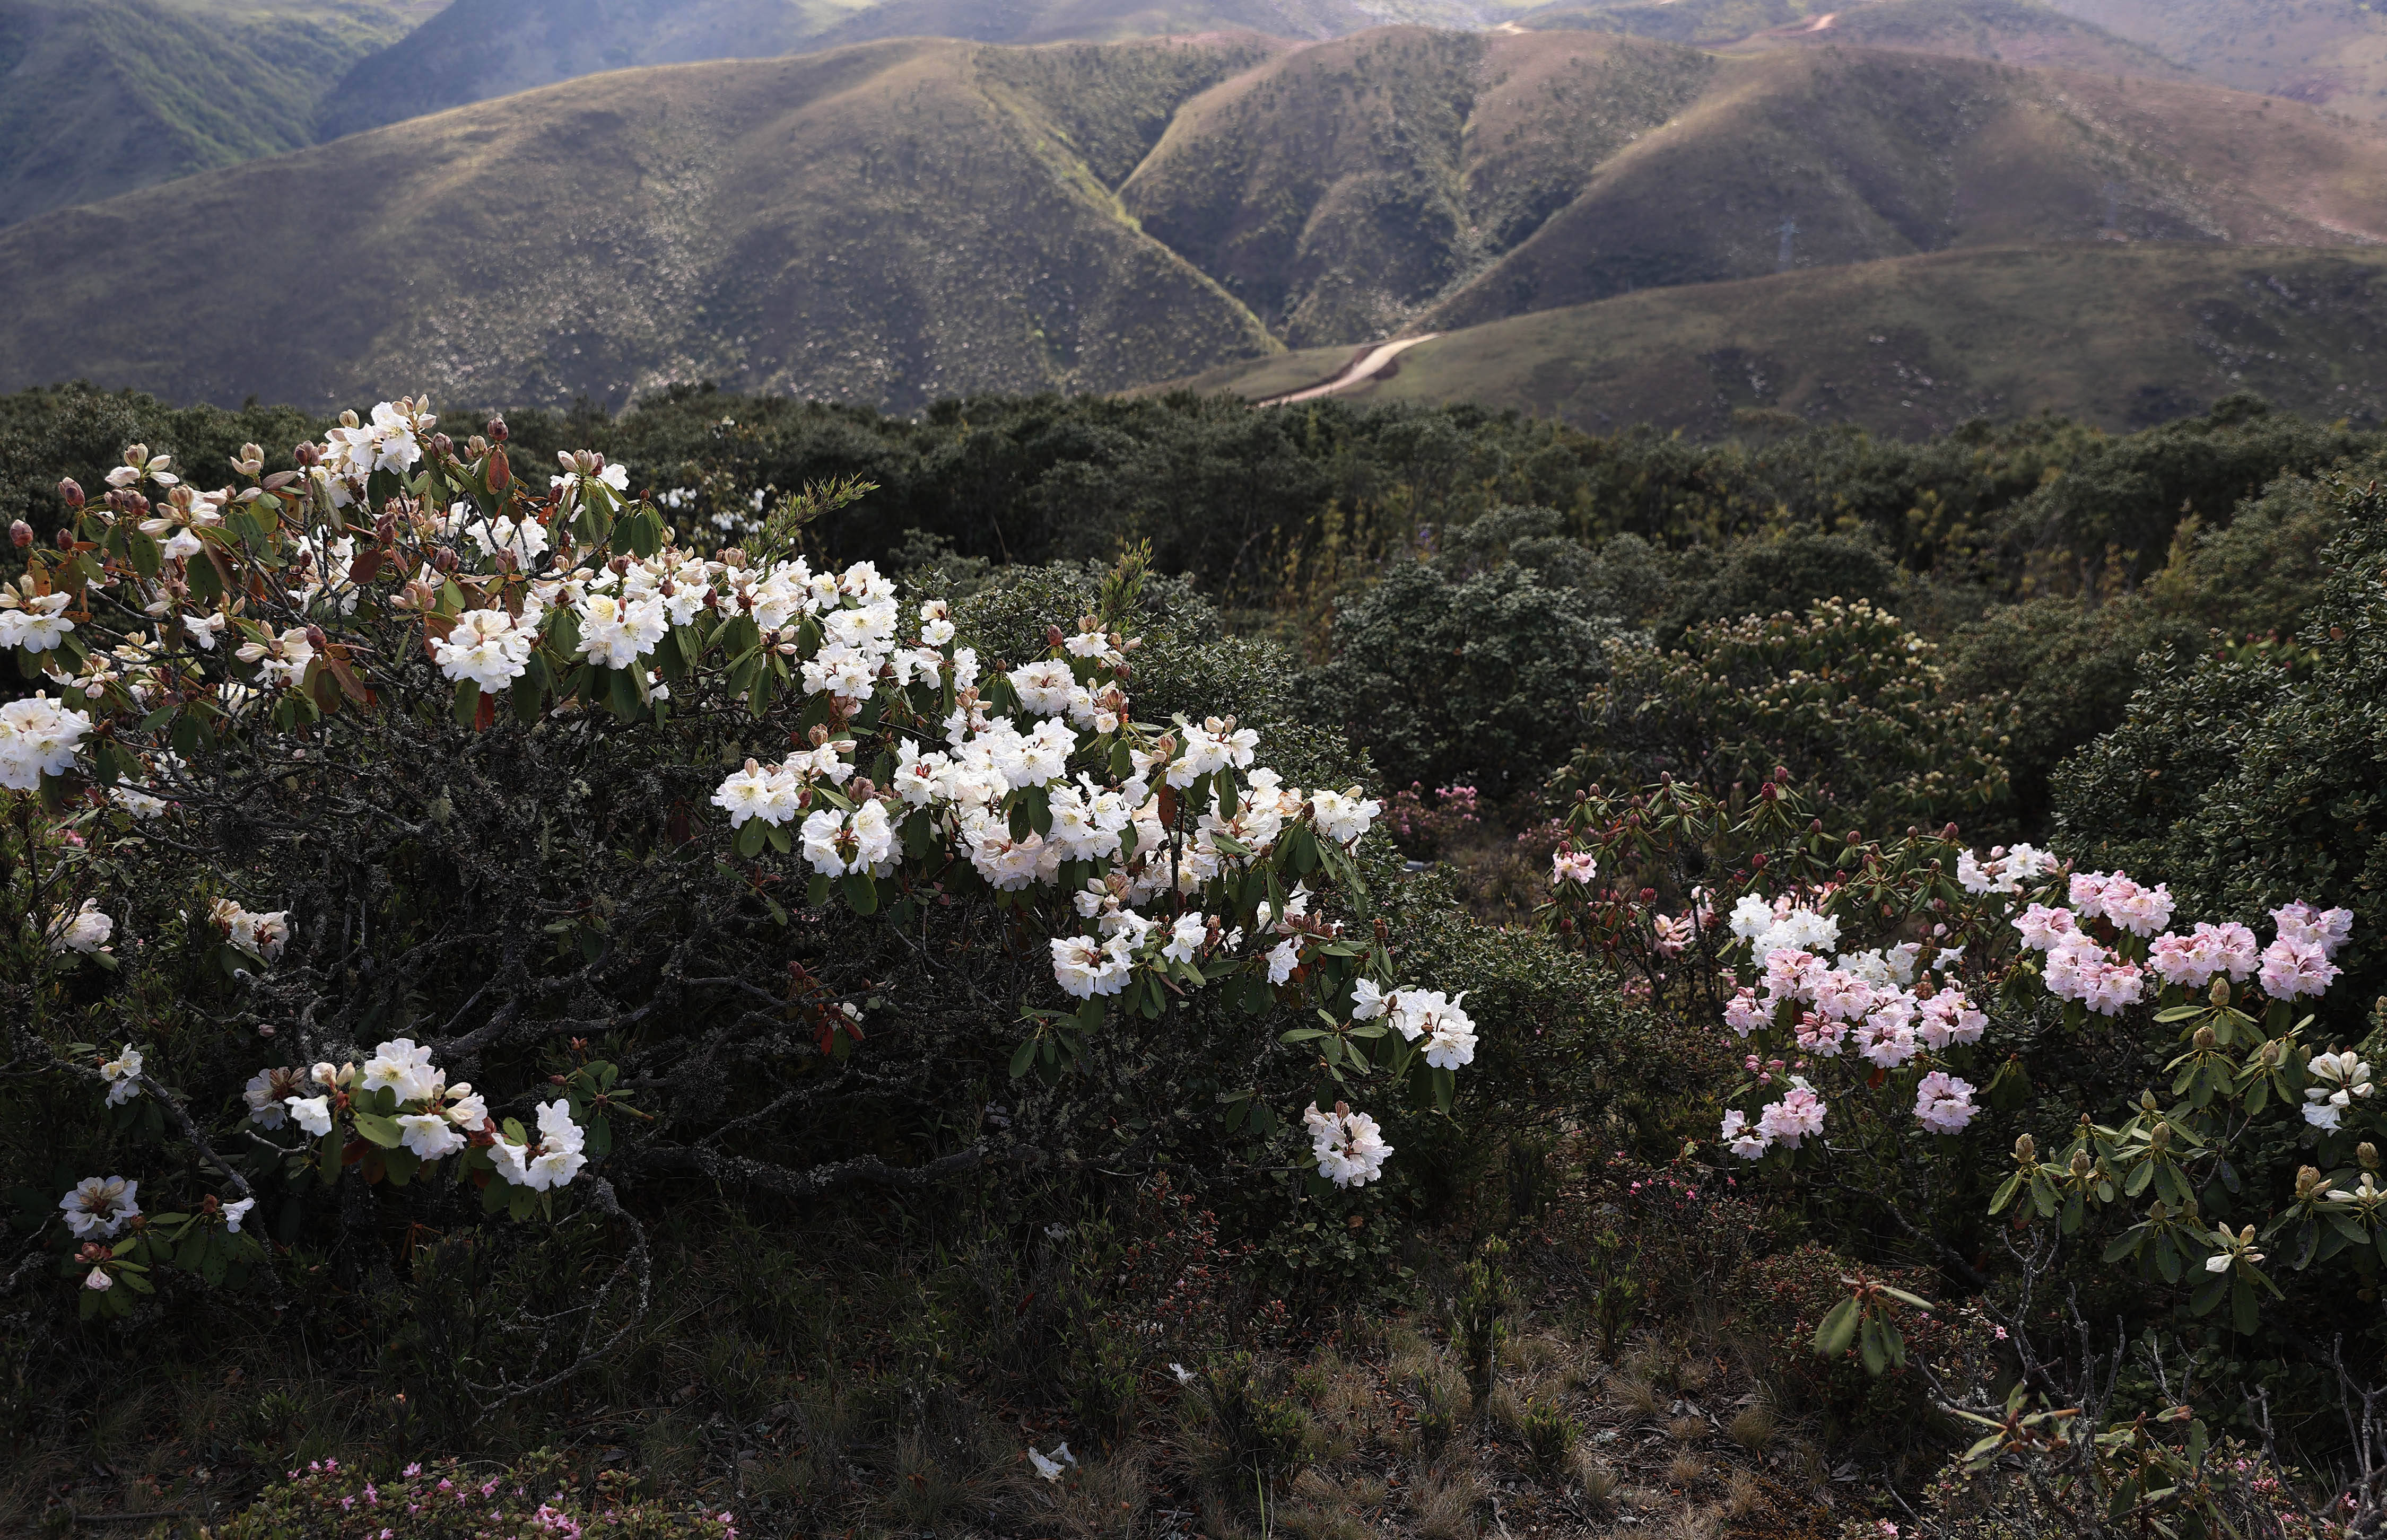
xmin=1541 ymin=772 xmax=2374 ymax=1337
xmin=0 ymin=402 xmax=1479 ymax=1364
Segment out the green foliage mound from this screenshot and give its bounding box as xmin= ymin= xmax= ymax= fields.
xmin=1294 ymin=555 xmax=1623 ymax=801
xmin=2052 ymin=469 xmax=2387 ymax=1017
xmin=1562 ymin=598 xmax=2016 ymax=833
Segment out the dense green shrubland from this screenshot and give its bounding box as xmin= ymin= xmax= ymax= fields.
xmin=4 ymin=382 xmax=2385 ymax=1536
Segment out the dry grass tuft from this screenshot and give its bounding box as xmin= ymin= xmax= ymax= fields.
xmin=1729 ymin=1396 xmax=1778 ymax=1454
xmin=1405 ymin=1461 xmax=1484 ymax=1540
xmin=1613 ymin=1373 xmax=1664 ymax=1422
xmin=1573 ymin=1447 xmax=1619 ymax=1507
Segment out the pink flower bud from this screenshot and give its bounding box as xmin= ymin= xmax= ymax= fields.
xmin=57 ymin=477 xmax=83 ymax=508
xmin=8 ymin=519 xmax=30 ymax=548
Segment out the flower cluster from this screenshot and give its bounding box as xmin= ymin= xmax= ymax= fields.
xmin=1351 ymin=980 xmax=1479 ymax=1070
xmin=491 ymin=1100 xmax=588 ymax=1191
xmin=211 ymin=896 xmax=290 ymax=961
xmin=99 ymin=1043 xmax=144 ymax=1105
xmin=58 ymin=1175 xmax=139 ymax=1238
xmin=0 ymin=692 xmax=89 ymax=789
xmin=1715 ymin=897 xmax=1985 ymax=1154
xmin=6 ymin=405 xmax=1469 ymax=1263
xmin=240 ymin=1037 xmax=582 ymax=1195
xmin=2014 ymin=874 xmax=2348 ymax=1015
xmin=1303 ymin=1100 xmax=1392 ymax=1187
xmin=47 ymin=898 xmax=113 ymax=953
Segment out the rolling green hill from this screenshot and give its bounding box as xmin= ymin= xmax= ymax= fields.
xmin=0 ymin=37 xmax=1283 ymax=410
xmin=0 ymin=0 xmax=430 ymax=224
xmin=1163 ymin=243 xmax=2387 ymax=438
xmin=2046 ymin=0 xmax=2387 ymax=122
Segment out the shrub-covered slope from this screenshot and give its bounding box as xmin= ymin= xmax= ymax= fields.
xmin=0 ymin=0 xmax=429 ymax=225
xmin=1120 ymin=28 xmax=2387 ymax=348
xmin=1169 ymin=244 xmax=2387 ymax=438
xmin=0 ymin=37 xmax=1282 ymax=410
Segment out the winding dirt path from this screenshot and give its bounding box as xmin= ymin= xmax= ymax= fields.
xmin=1259 ymin=334 xmax=1441 ymax=405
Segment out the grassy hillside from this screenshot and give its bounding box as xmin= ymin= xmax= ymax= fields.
xmin=2048 ymin=0 xmax=2387 ymax=122
xmin=1165 ymin=243 xmax=2387 ymax=438
xmin=1121 ymin=31 xmax=2387 ymax=345
xmin=0 ymin=37 xmax=1282 ymax=411
xmin=1712 ymin=0 xmax=2197 ymax=80
xmin=0 ymin=0 xmax=428 ymax=224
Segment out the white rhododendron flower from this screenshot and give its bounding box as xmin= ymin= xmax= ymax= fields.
xmin=399 ymin=1112 xmax=466 ymax=1160
xmin=48 ymin=899 xmax=114 ymax=953
xmin=1304 ymin=1101 xmax=1391 ymax=1187
xmin=286 ymin=1095 xmax=334 ymax=1137
xmin=100 ymin=1043 xmax=144 ymax=1105
xmin=0 ymin=693 xmax=91 ymax=788
xmin=2304 ymin=1049 xmax=2375 ymax=1131
xmin=245 ymin=1065 xmax=307 ymax=1128
xmin=0 ymin=585 xmax=74 ymax=653
xmin=433 ymin=607 xmax=537 ymax=689
xmin=361 ymin=1038 xmax=440 ymax=1104
xmin=59 ymin=1176 xmax=140 ymax=1238
xmin=490 ymin=1099 xmax=588 ymax=1191
xmin=214 ymin=898 xmax=291 ymax=961
xmin=1721 ymin=1109 xmax=1771 ymax=1160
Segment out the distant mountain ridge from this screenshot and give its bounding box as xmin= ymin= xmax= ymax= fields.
xmin=314 ymin=0 xmax=1435 ymax=140
xmin=0 ymin=38 xmax=1284 ymax=410
xmin=0 ymin=0 xmax=429 ymax=224
xmin=8 ymin=20 xmax=2387 ymax=427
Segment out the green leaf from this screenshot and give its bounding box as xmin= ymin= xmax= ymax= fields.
xmin=1814 ymin=1296 xmax=1861 ymax=1359
xmin=1859 ymin=1311 xmax=1889 ymax=1376
xmin=843 ymin=871 xmax=878 ymax=915
xmin=1008 ymin=1036 xmax=1038 ymax=1080
xmin=352 ymin=1112 xmax=403 ymax=1149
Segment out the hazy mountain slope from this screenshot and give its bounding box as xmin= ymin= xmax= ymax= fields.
xmin=1119 ymin=27 xmax=1716 ymax=345
xmin=1166 ymin=244 xmax=2387 ymax=439
xmin=0 ymin=0 xmax=425 ymax=223
xmin=1422 ymin=48 xmax=2387 ymax=330
xmin=1516 ymin=0 xmax=1831 ymax=47
xmin=315 ymin=0 xmax=845 ymax=141
xmin=1121 ymin=30 xmax=2387 ymax=346
xmin=1712 ymin=0 xmax=2196 ymax=81
xmin=806 ymin=0 xmax=1382 ymax=47
xmin=318 ymin=0 xmax=1365 ymax=141
xmin=0 ymin=39 xmax=1280 ymax=410
xmin=2046 ymin=0 xmax=2387 ymax=121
